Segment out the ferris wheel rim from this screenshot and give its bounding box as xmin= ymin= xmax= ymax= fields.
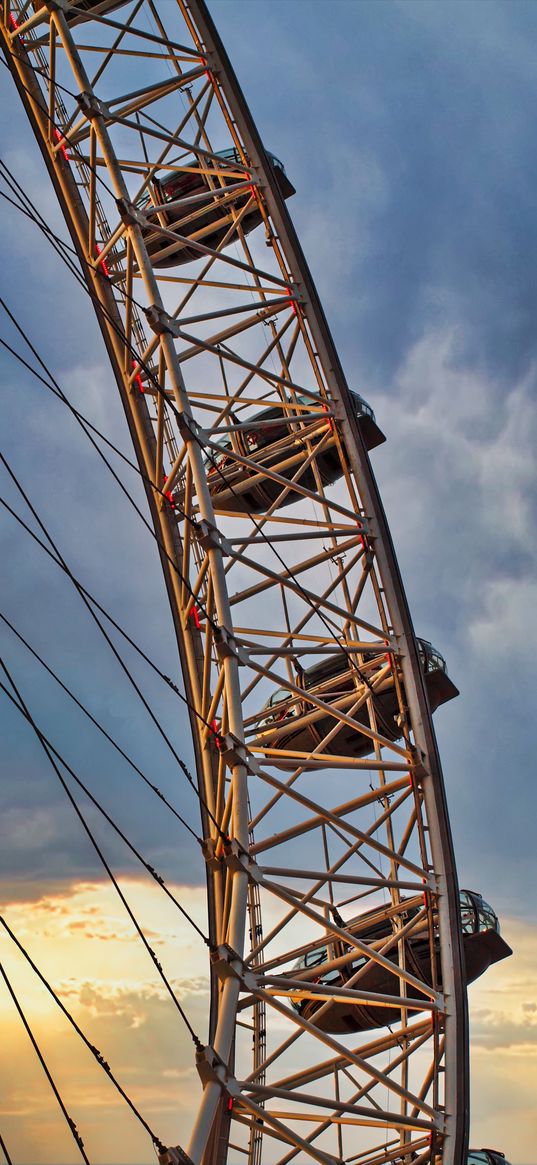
xmin=0 ymin=2 xmax=471 ymax=1162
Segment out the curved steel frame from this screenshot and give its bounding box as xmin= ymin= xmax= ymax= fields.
xmin=0 ymin=2 xmax=469 ymax=1162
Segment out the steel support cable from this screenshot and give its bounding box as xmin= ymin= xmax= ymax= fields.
xmin=0 ymin=490 xmax=179 ymax=695
xmin=0 ymin=492 xmax=228 ymax=844
xmin=0 ymin=291 xmax=219 ymax=634
xmin=0 ymin=323 xmax=207 ymax=563
xmin=0 ymin=674 xmax=210 ymax=945
xmin=0 ymin=153 xmax=81 ymax=264
xmin=0 ymin=488 xmax=210 ymax=739
xmin=0 ymin=160 xmax=118 ymax=301
xmin=0 ymin=51 xmax=118 ymax=199
xmin=0 ymin=152 xmax=198 ymax=425
xmin=0 ymin=452 xmax=228 ymax=843
xmin=0 ymin=609 xmax=200 ymax=843
xmin=0 ymin=184 xmax=82 ymax=269
xmin=0 ymin=1132 xmax=13 ymax=1165
xmin=0 ymin=656 xmax=205 ymax=1050
xmin=0 ymin=960 xmax=91 ymax=1164
xmin=0 ymin=915 xmax=166 ymax=1153
xmin=0 ymin=326 xmax=197 ymax=543
xmin=0 ymin=167 xmax=171 ymax=484
xmin=0 ymin=158 xmax=183 ymax=447
xmin=0 ymin=329 xmax=140 ymax=473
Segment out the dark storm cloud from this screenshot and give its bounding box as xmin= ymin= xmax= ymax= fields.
xmin=216 ymin=0 xmax=537 ymax=390
xmin=337 ymin=0 xmax=537 ymax=388
xmin=1 ymin=0 xmax=536 ymax=924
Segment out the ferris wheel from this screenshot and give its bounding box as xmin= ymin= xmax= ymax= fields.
xmin=0 ymin=3 xmax=513 ymax=1164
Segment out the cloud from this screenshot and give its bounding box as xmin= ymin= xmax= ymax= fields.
xmin=0 ymin=879 xmax=212 ymax=1159
xmin=469 ymin=916 xmax=537 ymax=1050
xmin=466 ymin=916 xmax=537 ymax=1154
xmin=1 ymin=2 xmax=537 ymax=1162
xmin=372 ymin=325 xmax=537 ymax=614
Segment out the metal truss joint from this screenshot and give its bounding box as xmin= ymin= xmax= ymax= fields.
xmin=210 ymin=942 xmax=242 ymax=980
xmin=144 ymin=303 xmax=180 ymax=338
xmin=211 ymin=944 xmax=258 ymax=992
xmin=77 ymin=90 xmax=109 ymax=122
xmin=202 ymin=837 xmax=223 ymax=871
xmin=410 ymin=748 xmax=428 ymax=786
xmin=289 ymin=279 xmax=302 ymax=297
xmin=116 ymin=196 xmax=146 ymax=228
xmin=220 ymin=732 xmax=257 ymax=771
xmin=203 ymin=48 xmax=219 ymax=78
xmin=213 ymin=623 xmax=248 ymax=666
xmin=195 ymin=1045 xmax=237 ymax=1093
xmin=177 ymin=414 xmax=208 ymax=446
xmin=223 ymin=837 xmax=263 ymax=886
xmin=435 ymin=987 xmax=447 ymax=1009
xmin=201 ymin=836 xmax=261 ymax=888
xmin=197 ymin=518 xmax=232 ymax=557
xmin=158 ymin=1147 xmax=196 ymax=1165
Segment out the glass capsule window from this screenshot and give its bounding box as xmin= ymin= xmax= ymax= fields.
xmin=476 ymin=896 xmax=501 ymax=935
xmin=418 ymin=639 xmax=448 ymax=675
xmin=350 ymin=391 xmax=375 ymax=421
xmin=459 ymin=891 xmax=500 ymax=937
xmin=204 ymin=146 xmax=287 ymax=175
xmin=304 ymin=946 xmax=328 ymax=969
xmin=258 ymin=687 xmax=297 ymax=730
xmin=459 ymin=890 xmax=477 ymax=935
xmin=295 ymin=942 xmax=367 ymax=989
xmin=267 ymin=688 xmax=291 ymax=708
xmin=204 ymin=433 xmax=234 ymax=472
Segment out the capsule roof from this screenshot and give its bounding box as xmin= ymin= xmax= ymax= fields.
xmin=468 ymin=1152 xmax=511 ymax=1165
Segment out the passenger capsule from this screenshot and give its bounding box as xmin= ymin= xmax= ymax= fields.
xmin=137 ymin=147 xmax=295 ymax=268
xmin=203 ymin=391 xmax=385 ymax=515
xmin=289 ymin=890 xmax=512 ymax=1034
xmin=255 ymin=637 xmax=458 ymax=770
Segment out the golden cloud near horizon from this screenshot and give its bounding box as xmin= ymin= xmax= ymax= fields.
xmin=0 ymin=878 xmax=211 ymax=1162
xmin=0 ymin=881 xmax=536 ymax=1163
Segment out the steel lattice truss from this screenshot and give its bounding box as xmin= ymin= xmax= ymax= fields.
xmin=0 ymin=2 xmax=469 ymax=1164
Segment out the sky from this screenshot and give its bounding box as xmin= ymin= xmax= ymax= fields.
xmin=1 ymin=0 xmax=537 ymax=1161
